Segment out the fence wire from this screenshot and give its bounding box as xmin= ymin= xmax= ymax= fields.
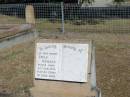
xmin=34 ymin=3 xmax=130 ymax=34
xmin=0 ymin=3 xmax=130 ymax=33
xmin=0 ymin=3 xmax=130 ymax=97
xmin=0 ymin=4 xmax=26 ymax=24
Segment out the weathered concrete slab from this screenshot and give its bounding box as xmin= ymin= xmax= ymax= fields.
xmin=0 ymin=24 xmax=34 ymax=39
xmin=0 ymin=24 xmax=38 ymax=49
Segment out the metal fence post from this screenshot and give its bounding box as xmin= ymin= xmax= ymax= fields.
xmin=61 ymin=2 xmax=65 ymax=33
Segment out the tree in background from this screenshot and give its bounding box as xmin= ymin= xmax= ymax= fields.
xmin=78 ymin=0 xmax=127 ymax=7
xmin=78 ymin=0 xmax=94 ymax=6
xmin=113 ymin=0 xmax=126 ymax=6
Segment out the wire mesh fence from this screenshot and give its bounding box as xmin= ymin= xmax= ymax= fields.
xmin=0 ymin=4 xmax=26 ymax=24
xmin=33 ymin=3 xmax=130 ymax=34
xmin=0 ymin=3 xmax=130 ymax=33
xmin=0 ymin=3 xmax=130 ymax=97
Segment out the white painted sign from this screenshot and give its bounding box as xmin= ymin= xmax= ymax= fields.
xmin=35 ymin=43 xmax=89 ymax=82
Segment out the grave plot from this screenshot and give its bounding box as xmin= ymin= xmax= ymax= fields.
xmin=30 ymin=39 xmax=101 ymax=97
xmin=0 ymin=24 xmax=38 ymax=49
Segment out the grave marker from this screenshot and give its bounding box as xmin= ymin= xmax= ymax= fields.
xmin=30 ymin=39 xmax=101 ymax=97
xmin=35 ymin=43 xmax=89 ymax=82
xmin=26 ymin=5 xmax=35 ymax=24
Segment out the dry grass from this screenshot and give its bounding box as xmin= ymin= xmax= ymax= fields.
xmin=0 ymin=15 xmax=130 ymax=97
xmin=0 ymin=32 xmax=130 ymax=97
xmin=0 ymin=41 xmax=34 ymax=97
xmin=36 ymin=19 xmax=130 ymax=33
xmin=0 ymin=14 xmax=25 ymax=24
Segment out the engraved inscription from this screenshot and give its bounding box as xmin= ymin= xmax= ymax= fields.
xmin=35 ymin=43 xmax=89 ymax=82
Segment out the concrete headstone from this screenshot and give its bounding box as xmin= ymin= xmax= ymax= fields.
xmin=35 ymin=43 xmax=89 ymax=82
xmin=30 ymin=39 xmax=99 ymax=97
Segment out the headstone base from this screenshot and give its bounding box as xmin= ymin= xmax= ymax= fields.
xmin=30 ymin=80 xmax=97 ymax=97
xmin=30 ymin=39 xmax=99 ymax=97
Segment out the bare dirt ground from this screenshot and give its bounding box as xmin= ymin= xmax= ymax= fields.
xmin=0 ymin=31 xmax=130 ymax=97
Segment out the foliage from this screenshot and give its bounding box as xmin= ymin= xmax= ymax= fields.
xmin=79 ymin=0 xmax=94 ymax=4
xmin=78 ymin=0 xmax=126 ymax=6
xmin=113 ymin=0 xmax=126 ymax=6
xmin=114 ymin=0 xmax=125 ymax=3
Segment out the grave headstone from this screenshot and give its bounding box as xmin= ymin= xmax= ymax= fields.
xmin=26 ymin=5 xmax=35 ymax=24
xmin=30 ymin=39 xmax=100 ymax=97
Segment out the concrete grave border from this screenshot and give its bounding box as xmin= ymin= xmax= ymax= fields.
xmin=30 ymin=39 xmax=101 ymax=97
xmin=0 ymin=24 xmax=38 ymax=49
